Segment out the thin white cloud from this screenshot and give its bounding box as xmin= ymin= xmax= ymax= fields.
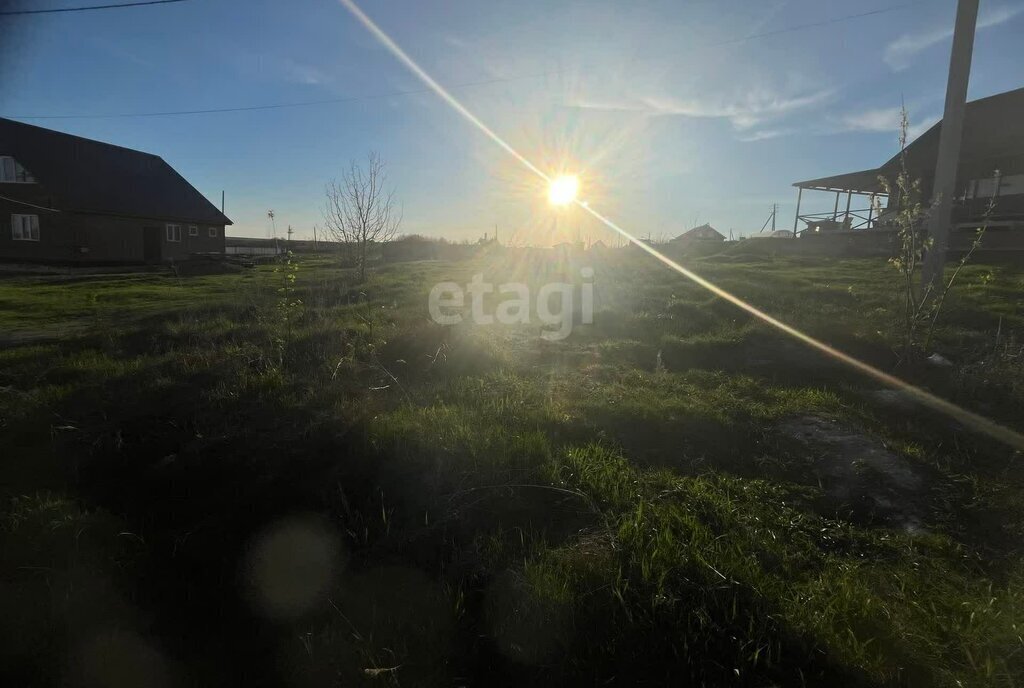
xmin=443 ymin=35 xmax=469 ymax=49
xmin=840 ymin=106 xmax=904 ymax=132
xmin=279 ymin=57 xmax=331 ymax=85
xmin=837 ymin=105 xmax=937 ymax=140
xmin=884 ymin=3 xmax=1024 ymax=71
xmin=737 ymin=128 xmax=795 ymax=142
xmin=569 ymin=86 xmax=835 ymax=133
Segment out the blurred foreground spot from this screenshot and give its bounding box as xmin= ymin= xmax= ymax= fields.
xmin=242 ymin=515 xmax=343 ymax=621
xmin=70 ymin=630 xmax=169 ymax=688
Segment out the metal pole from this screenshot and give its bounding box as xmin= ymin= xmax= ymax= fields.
xmin=833 ymin=191 xmax=841 ymax=220
xmin=793 ymin=187 xmax=802 ymax=233
xmin=867 ymin=194 xmax=875 ymax=229
xmin=922 ymin=0 xmax=979 ymax=289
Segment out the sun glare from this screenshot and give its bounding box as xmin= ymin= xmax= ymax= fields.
xmin=548 ymin=174 xmax=579 ymax=206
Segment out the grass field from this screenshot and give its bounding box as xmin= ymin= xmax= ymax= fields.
xmin=2 ymin=249 xmax=1023 ymax=686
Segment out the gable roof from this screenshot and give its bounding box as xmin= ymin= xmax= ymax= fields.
xmin=672 ymin=223 xmax=725 ymax=241
xmin=0 ymin=117 xmax=231 ymax=225
xmin=794 ymin=87 xmax=1024 ymax=192
xmin=880 ymin=86 xmax=1024 ymax=179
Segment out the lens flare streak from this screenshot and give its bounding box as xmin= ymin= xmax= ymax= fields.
xmin=337 ymin=0 xmax=1024 ymax=450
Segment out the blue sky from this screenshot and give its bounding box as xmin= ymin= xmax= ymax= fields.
xmin=2 ymin=0 xmax=1023 ymax=245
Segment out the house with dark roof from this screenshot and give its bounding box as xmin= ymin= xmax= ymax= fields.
xmin=791 ymin=87 xmax=1024 ymax=248
xmin=0 ymin=118 xmax=231 ymax=263
xmin=669 ymin=223 xmax=726 ymax=244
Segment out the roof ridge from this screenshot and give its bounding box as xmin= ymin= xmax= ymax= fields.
xmin=0 ymin=116 xmax=162 ymax=159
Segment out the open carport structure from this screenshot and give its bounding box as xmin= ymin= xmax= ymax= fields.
xmin=791 ymin=168 xmax=887 ymax=235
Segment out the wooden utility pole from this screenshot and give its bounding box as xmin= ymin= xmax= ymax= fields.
xmin=922 ymin=0 xmax=979 ymax=290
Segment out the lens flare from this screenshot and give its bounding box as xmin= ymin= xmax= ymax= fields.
xmin=548 ymin=175 xmax=579 ymax=206
xmin=337 ymin=0 xmax=1024 ymax=450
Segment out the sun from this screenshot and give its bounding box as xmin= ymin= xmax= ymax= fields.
xmin=548 ymin=174 xmax=579 ymax=206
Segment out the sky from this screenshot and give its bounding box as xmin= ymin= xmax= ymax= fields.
xmin=1 ymin=0 xmax=1023 ymax=246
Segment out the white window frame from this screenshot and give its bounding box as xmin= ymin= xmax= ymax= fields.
xmin=166 ymin=224 xmax=182 ymax=242
xmin=11 ymin=214 xmax=40 ymax=241
xmin=208 ymin=226 xmax=218 ymax=237
xmin=0 ymin=156 xmax=37 ymax=184
xmin=188 ymin=225 xmax=198 ymax=236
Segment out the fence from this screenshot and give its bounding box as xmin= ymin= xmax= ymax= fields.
xmin=225 ymin=245 xmax=283 ymax=257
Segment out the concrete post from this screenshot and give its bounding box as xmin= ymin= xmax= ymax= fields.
xmin=792 ymin=187 xmax=802 ymax=234
xmin=922 ymin=0 xmax=979 ymax=290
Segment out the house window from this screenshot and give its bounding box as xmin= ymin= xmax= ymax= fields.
xmin=0 ymin=156 xmax=36 ymax=183
xmin=188 ymin=225 xmax=198 ymax=236
xmin=973 ymin=173 xmax=1024 ymax=199
xmin=166 ymin=224 xmax=182 ymax=242
xmin=999 ymin=173 xmax=1024 ymax=196
xmin=11 ymin=214 xmax=40 ymax=241
xmin=208 ymin=226 xmax=218 ymax=237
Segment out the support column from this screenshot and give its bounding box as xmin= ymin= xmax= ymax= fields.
xmin=922 ymin=0 xmax=979 ymax=289
xmin=792 ymin=187 xmax=803 ymax=234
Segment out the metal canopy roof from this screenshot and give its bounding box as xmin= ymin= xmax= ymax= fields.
xmin=793 ymin=167 xmax=883 ymax=193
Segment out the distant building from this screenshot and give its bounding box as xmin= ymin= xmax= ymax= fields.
xmin=792 ymin=87 xmax=1024 ymax=248
xmin=670 ymin=223 xmax=726 ymax=244
xmin=225 ymin=236 xmax=284 ymax=257
xmin=1 ymin=118 xmax=231 ymax=263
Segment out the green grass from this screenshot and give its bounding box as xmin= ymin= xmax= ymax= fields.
xmin=1 ymin=252 xmax=1022 ymax=686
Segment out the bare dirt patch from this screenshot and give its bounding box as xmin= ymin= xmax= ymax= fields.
xmin=779 ymin=415 xmax=927 ymax=532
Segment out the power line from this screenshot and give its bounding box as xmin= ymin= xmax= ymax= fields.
xmin=7 ymin=73 xmax=558 ymax=120
xmin=711 ymin=1 xmax=925 ymax=45
xmin=0 ymin=193 xmax=61 ymax=211
xmin=4 ymin=1 xmax=921 ymax=119
xmin=0 ymin=0 xmax=188 ymax=16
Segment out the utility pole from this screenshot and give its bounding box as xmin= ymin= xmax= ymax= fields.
xmin=922 ymin=0 xmax=979 ymax=290
xmin=267 ymin=209 xmax=276 ymax=239
xmin=287 ymin=224 xmax=294 ymax=250
xmin=760 ymin=204 xmax=778 ymax=234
